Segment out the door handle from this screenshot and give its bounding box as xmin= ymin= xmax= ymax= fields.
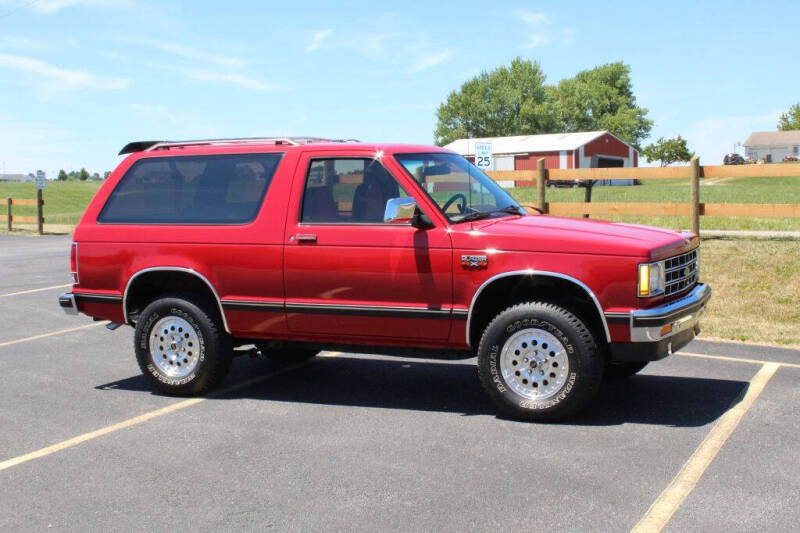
xmin=295 ymin=233 xmax=317 ymax=243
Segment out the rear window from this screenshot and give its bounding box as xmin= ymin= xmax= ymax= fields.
xmin=98 ymin=153 xmax=282 ymax=224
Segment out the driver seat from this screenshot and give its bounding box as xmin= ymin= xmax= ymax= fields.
xmin=352 ymin=164 xmax=400 ymax=222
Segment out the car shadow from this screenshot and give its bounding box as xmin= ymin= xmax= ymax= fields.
xmin=96 ymin=355 xmax=748 ymax=427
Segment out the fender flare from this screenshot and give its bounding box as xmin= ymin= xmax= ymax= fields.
xmin=465 ymin=269 xmax=611 ymax=346
xmin=122 ymin=267 xmax=230 ymax=333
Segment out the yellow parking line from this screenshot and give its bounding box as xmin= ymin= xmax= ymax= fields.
xmin=0 ymin=322 xmax=106 ymax=348
xmin=0 ymin=352 xmax=343 ymax=472
xmin=677 ymin=351 xmax=800 ymax=369
xmin=0 ymin=284 xmax=72 ymax=298
xmin=0 ymin=398 xmax=204 ymax=471
xmin=630 ymin=362 xmax=780 ymax=533
xmin=0 ymin=358 xmax=320 ymax=472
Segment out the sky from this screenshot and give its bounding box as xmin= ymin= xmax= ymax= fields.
xmin=0 ymin=0 xmax=798 ymax=178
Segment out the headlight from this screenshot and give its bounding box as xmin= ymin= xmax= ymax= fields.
xmin=638 ymin=261 xmax=665 ymax=297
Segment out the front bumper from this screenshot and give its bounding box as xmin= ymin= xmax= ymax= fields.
xmin=58 ymin=292 xmax=78 ymax=315
xmin=609 ymin=283 xmax=711 ymax=362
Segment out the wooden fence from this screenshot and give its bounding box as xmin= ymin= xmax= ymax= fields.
xmin=1 ymin=191 xmax=45 ymax=234
xmin=487 ymin=157 xmax=800 ymax=235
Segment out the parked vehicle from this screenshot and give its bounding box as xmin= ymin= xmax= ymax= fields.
xmin=59 ymin=137 xmax=710 ymax=420
xmin=723 ymin=153 xmax=745 ymax=165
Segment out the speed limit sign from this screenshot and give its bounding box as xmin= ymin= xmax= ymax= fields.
xmin=474 ymin=142 xmax=493 ymax=170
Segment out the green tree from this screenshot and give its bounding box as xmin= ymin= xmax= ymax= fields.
xmin=103 ymin=171 xmax=111 ymax=179
xmin=778 ymin=103 xmax=800 ymax=131
xmin=641 ymin=136 xmax=695 ymax=167
xmin=78 ymin=168 xmax=89 ymax=181
xmin=434 ymin=58 xmax=554 ymax=145
xmin=434 ymin=59 xmax=653 ymax=149
xmin=547 ymin=62 xmax=653 ymax=149
xmin=57 ymin=169 xmax=68 ymax=181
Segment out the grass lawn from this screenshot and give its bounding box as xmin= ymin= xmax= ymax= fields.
xmin=509 ymin=176 xmax=800 ymax=231
xmin=699 ymin=238 xmax=800 ymax=347
xmin=0 ymin=181 xmax=102 ymax=227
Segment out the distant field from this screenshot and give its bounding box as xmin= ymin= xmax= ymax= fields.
xmin=508 ymin=176 xmax=800 ymax=231
xmin=1 ymin=175 xmax=798 ymax=232
xmin=0 ymin=181 xmax=102 ymax=228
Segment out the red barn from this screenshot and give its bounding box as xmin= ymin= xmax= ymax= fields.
xmin=444 ymin=131 xmax=638 ymax=175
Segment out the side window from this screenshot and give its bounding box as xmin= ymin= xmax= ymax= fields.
xmin=301 ymin=158 xmax=409 ymax=223
xmin=98 ymin=153 xmax=282 ymax=224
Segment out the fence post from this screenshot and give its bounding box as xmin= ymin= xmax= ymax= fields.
xmin=690 ymin=156 xmax=700 ymax=236
xmin=36 ymin=189 xmax=44 ymax=235
xmin=537 ymin=158 xmax=548 ymax=213
xmin=582 ymin=181 xmax=595 ymax=218
xmin=6 ymin=198 xmax=11 ymax=232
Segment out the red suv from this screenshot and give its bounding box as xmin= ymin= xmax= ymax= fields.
xmin=59 ymin=137 xmax=710 ymax=420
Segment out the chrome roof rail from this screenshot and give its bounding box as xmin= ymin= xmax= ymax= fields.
xmin=119 ymin=136 xmax=355 ymax=155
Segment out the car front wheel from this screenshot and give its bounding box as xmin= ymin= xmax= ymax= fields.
xmin=477 ymin=302 xmax=604 ymax=421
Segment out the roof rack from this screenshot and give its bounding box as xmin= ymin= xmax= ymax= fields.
xmin=118 ymin=137 xmax=359 ymax=155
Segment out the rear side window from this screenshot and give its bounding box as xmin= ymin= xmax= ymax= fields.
xmin=98 ymin=153 xmax=282 ymax=224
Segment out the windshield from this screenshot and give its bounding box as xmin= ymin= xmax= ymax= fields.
xmin=394 ymin=153 xmax=522 ymax=223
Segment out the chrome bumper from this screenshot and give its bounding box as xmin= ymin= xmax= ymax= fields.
xmin=58 ymin=292 xmax=78 ymax=315
xmin=629 ymin=283 xmax=711 ymax=342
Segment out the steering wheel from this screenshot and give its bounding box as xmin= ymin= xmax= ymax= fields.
xmin=441 ymin=193 xmax=467 ymax=214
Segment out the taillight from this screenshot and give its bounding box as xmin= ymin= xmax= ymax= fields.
xmin=70 ymin=242 xmax=79 ymax=285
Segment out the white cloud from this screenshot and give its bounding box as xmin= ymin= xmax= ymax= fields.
xmin=305 ymin=29 xmax=332 ymax=53
xmin=408 ymin=49 xmax=452 ymax=73
xmin=513 ymin=9 xmax=574 ymax=48
xmin=134 ymin=38 xmax=245 ymax=69
xmin=0 ymin=35 xmax=49 ymax=51
xmin=150 ymin=63 xmax=281 ymax=91
xmin=29 ymin=0 xmax=133 ymax=14
xmin=0 ymin=52 xmax=129 ymax=90
xmin=524 ymin=34 xmax=548 ymax=48
xmin=513 ymin=9 xmax=547 ymax=25
xmin=343 ymin=33 xmax=390 ymax=61
xmin=310 ymin=29 xmax=449 ymax=73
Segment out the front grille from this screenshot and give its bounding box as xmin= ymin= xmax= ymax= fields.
xmin=664 ymin=249 xmax=698 ymax=297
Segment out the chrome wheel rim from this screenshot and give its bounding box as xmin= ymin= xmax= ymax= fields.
xmin=149 ymin=316 xmax=201 ymax=378
xmin=499 ymin=328 xmax=570 ymax=401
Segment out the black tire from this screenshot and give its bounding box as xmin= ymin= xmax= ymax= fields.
xmin=255 ymin=342 xmax=318 ymax=364
xmin=134 ymin=294 xmax=232 ymax=396
xmin=604 ymin=361 xmax=648 ymax=380
xmin=477 ymin=301 xmax=603 ymax=421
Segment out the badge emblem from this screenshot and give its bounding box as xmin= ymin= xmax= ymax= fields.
xmin=461 ymin=255 xmax=488 ymax=269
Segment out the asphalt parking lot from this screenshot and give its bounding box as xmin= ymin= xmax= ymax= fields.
xmin=1 ymin=233 xmax=798 ymax=532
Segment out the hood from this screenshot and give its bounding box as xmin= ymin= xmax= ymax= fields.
xmin=454 ymin=214 xmax=697 ymax=260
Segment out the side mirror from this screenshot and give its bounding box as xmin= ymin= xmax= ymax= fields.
xmin=410 ymin=207 xmax=434 ymax=229
xmin=384 ymin=197 xmax=434 ymax=229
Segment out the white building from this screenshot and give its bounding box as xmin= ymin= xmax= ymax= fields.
xmin=744 ymin=130 xmax=800 ymax=163
xmin=444 ymin=131 xmax=639 ymax=171
xmin=0 ymin=173 xmax=32 ymax=182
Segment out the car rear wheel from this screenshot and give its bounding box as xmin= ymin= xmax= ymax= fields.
xmin=477 ymin=302 xmax=603 ymax=421
xmin=134 ymin=294 xmax=232 ymax=396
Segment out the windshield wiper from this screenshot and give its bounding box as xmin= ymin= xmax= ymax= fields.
xmin=458 ymin=205 xmax=523 ymax=223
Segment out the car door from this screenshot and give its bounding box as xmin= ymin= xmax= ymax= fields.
xmin=283 ymin=150 xmax=453 ymax=342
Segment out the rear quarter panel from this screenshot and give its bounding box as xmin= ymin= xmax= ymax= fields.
xmin=71 ymin=149 xmax=301 ymax=335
